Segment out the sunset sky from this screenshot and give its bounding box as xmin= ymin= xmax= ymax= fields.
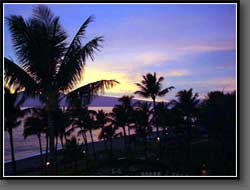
xmin=4 ymin=3 xmax=237 ymax=101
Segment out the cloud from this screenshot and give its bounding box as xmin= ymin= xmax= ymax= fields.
xmin=135 ymin=53 xmax=171 ymax=65
xmin=174 ymin=77 xmax=236 ymax=92
xmin=164 ymin=70 xmax=190 ymax=77
xmin=176 ymin=42 xmax=236 ymax=53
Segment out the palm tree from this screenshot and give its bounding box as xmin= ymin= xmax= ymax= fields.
xmin=154 ymin=102 xmax=169 ymax=135
xmin=54 ymin=109 xmax=71 ymax=149
xmin=23 ymin=115 xmax=46 ymax=171
xmin=110 ymin=105 xmax=127 ymax=148
xmin=174 ymin=88 xmax=199 ymax=171
xmin=63 ymin=137 xmax=83 ymax=171
xmin=84 ymin=110 xmax=98 ymax=159
xmin=68 ymin=106 xmax=90 ymax=154
xmin=96 ymin=110 xmax=111 ymax=151
xmin=4 ymin=87 xmax=26 ymax=174
xmin=117 ymin=96 xmax=134 ymax=144
xmin=135 ymin=72 xmax=174 ymax=136
xmin=98 ymin=123 xmax=118 ymax=157
xmin=200 ymin=91 xmax=236 ymax=175
xmin=132 ymin=102 xmax=152 ymax=159
xmin=4 ymin=5 xmax=118 ymax=172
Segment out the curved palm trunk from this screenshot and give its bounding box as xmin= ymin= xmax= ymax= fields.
xmin=8 ymin=128 xmax=16 ymax=174
xmin=89 ymin=129 xmax=96 ymax=159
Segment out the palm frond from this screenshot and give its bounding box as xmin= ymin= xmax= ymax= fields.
xmin=157 ymin=76 xmax=164 ymax=83
xmin=158 ymin=86 xmax=175 ymax=96
xmin=56 ymin=36 xmax=104 ymax=92
xmin=134 ymin=90 xmax=149 ymax=98
xmin=4 ymin=58 xmax=38 ymax=93
xmin=7 ymin=9 xmax=67 ymax=85
xmin=67 ymin=16 xmax=94 ymax=53
xmin=32 ymin=5 xmax=54 ymax=24
xmin=66 ymin=80 xmax=119 ymax=106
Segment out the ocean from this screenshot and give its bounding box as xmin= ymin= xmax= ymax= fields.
xmin=3 ymin=107 xmax=118 ymax=162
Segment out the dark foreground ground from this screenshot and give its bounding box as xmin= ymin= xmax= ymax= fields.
xmin=4 ymin=134 xmax=236 ymax=177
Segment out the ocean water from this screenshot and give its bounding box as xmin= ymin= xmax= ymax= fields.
xmin=3 ymin=107 xmax=117 ymax=162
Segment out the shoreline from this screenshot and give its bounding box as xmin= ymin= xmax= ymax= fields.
xmin=4 ymin=135 xmax=127 ymax=176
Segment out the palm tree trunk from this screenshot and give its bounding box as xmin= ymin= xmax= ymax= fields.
xmin=104 ymin=138 xmax=108 ymax=152
xmin=55 ymin=136 xmax=58 ymax=174
xmin=60 ymin=136 xmax=64 ymax=149
xmin=144 ymin=133 xmax=148 ymax=160
xmin=122 ymin=126 xmax=127 ymax=148
xmin=45 ymin=133 xmax=49 ymax=164
xmin=109 ymin=137 xmax=113 ymax=158
xmin=186 ymin=116 xmax=192 ymax=173
xmin=8 ymin=128 xmax=16 ymax=174
xmin=48 ymin=114 xmax=56 ymax=174
xmin=128 ymin=125 xmax=131 ymax=145
xmin=152 ymin=97 xmax=159 ymax=137
xmin=82 ymin=130 xmax=89 ymax=170
xmin=89 ymin=129 xmax=96 ymax=159
xmin=37 ymin=134 xmax=43 ymax=174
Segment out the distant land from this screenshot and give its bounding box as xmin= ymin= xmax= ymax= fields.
xmin=19 ymin=94 xmax=151 ymax=108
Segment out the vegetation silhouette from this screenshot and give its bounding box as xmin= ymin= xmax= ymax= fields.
xmin=3 ymin=5 xmax=237 ymax=177
xmin=4 ymin=5 xmax=118 ymax=173
xmin=135 ymin=72 xmax=174 ymax=137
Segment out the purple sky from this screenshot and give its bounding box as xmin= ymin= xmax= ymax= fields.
xmin=4 ymin=3 xmax=237 ymax=101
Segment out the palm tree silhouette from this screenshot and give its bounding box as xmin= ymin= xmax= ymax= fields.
xmin=98 ymin=122 xmax=118 ymax=158
xmin=84 ymin=110 xmax=98 ymax=159
xmin=4 ymin=5 xmax=118 ymax=172
xmin=110 ymin=105 xmax=127 ymax=148
xmin=118 ymin=96 xmax=134 ymax=144
xmin=133 ymin=102 xmax=152 ymax=159
xmin=63 ymin=137 xmax=83 ymax=171
xmin=23 ymin=114 xmax=46 ymax=172
xmin=135 ymin=72 xmax=174 ymax=136
xmin=154 ymin=102 xmax=169 ymax=135
xmin=174 ymin=88 xmax=199 ymax=172
xmin=96 ymin=110 xmax=112 ymax=151
xmin=201 ymin=91 xmax=236 ymax=175
xmin=4 ymin=87 xmax=27 ymax=174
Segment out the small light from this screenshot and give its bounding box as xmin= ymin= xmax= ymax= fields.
xmin=157 ymin=137 xmax=160 ymax=142
xmin=201 ymin=163 xmax=207 ymax=175
xmin=46 ymin=161 xmax=50 ymax=166
xmin=82 ymin=150 xmax=86 ymax=154
xmin=201 ymin=169 xmax=207 ymax=175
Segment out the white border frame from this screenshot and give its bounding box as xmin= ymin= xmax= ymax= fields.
xmin=2 ymin=2 xmax=238 ymax=178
